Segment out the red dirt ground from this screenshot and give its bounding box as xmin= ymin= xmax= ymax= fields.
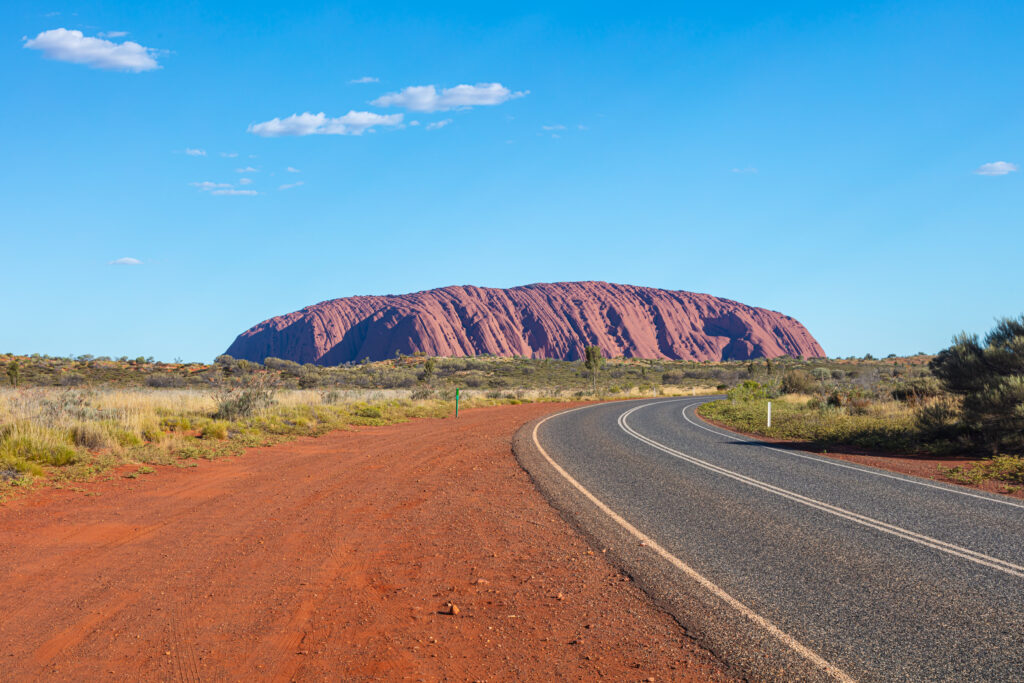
xmin=0 ymin=403 xmax=731 ymax=682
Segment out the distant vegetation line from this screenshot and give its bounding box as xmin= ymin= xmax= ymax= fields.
xmin=700 ymin=316 xmax=1024 ymax=494
xmin=3 ymin=314 xmax=1022 ymax=499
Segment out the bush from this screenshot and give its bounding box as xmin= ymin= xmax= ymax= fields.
xmin=780 ymin=369 xmax=818 ymax=395
xmin=146 ymin=374 xmax=186 ymax=388
xmin=930 ymin=316 xmax=1024 ymax=453
xmin=0 ymin=433 xmax=79 ymax=467
xmin=71 ymin=422 xmax=112 ymax=450
xmin=201 ymin=421 xmax=229 ymax=440
xmin=216 ymin=388 xmax=274 ymax=420
xmin=891 ymin=377 xmax=942 ymax=403
xmin=728 ymin=380 xmax=767 ymax=401
xmin=351 ymin=403 xmax=383 ymax=419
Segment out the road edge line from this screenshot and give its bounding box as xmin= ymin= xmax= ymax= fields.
xmin=683 ymin=402 xmax=1024 ymax=510
xmin=530 ymin=406 xmax=855 ymax=683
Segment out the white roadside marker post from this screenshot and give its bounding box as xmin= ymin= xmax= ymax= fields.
xmin=767 ymin=401 xmax=772 ymax=429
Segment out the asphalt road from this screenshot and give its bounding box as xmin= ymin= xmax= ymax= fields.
xmin=513 ymin=397 xmax=1024 ymax=682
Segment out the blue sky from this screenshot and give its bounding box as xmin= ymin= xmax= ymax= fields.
xmin=2 ymin=1 xmax=1022 ymax=361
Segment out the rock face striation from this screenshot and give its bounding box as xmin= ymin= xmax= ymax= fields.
xmin=225 ymin=281 xmax=825 ymax=364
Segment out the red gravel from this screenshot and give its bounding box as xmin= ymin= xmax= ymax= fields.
xmin=0 ymin=402 xmax=732 ymax=681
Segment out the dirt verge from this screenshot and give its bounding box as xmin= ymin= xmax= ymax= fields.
xmin=0 ymin=403 xmax=730 ymax=681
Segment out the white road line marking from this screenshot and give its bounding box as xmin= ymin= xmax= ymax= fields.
xmin=619 ymin=402 xmax=1024 ymax=579
xmin=532 ymin=405 xmax=856 ymax=683
xmin=681 ymin=402 xmax=1024 ymax=510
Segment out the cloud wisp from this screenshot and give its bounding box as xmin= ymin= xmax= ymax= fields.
xmin=974 ymin=161 xmax=1018 ymax=176
xmin=235 ymin=166 xmax=258 ymax=173
xmin=371 ymin=83 xmax=526 ymax=112
xmin=191 ymin=181 xmax=257 ymax=196
xmin=109 ymin=257 xmax=141 ymax=265
xmin=350 ymin=76 xmax=379 ymax=84
xmin=730 ymin=167 xmax=759 ymax=174
xmin=23 ymin=28 xmax=160 ymax=72
xmin=279 ymin=181 xmax=304 ymax=190
xmin=184 ymin=148 xmax=206 ymax=156
xmin=248 ymin=111 xmax=403 ymax=137
xmin=426 ymin=119 xmax=453 ymax=130
xmin=286 ymin=166 xmax=301 ymax=173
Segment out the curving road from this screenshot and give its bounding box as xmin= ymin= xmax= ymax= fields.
xmin=514 ymin=397 xmax=1024 ymax=682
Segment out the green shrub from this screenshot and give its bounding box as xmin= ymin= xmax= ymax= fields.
xmin=930 ymin=316 xmax=1024 ymax=453
xmin=201 ymin=421 xmax=229 ymax=440
xmin=728 ymin=380 xmax=767 ymax=401
xmin=351 ymin=403 xmax=383 ymax=419
xmin=161 ymin=416 xmax=192 ymax=432
xmin=780 ymin=369 xmax=817 ymax=395
xmin=891 ymin=377 xmax=943 ymax=403
xmin=0 ymin=434 xmax=79 ymax=466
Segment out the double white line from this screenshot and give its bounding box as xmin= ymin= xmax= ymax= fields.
xmin=618 ymin=402 xmax=1024 ymax=579
xmin=532 ymin=404 xmax=856 ymax=683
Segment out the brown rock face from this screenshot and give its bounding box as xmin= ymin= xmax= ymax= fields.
xmin=225 ymin=281 xmax=825 ymax=364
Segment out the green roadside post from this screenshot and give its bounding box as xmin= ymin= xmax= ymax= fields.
xmin=455 ymin=388 xmax=460 ymax=418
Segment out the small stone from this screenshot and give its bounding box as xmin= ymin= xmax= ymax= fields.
xmin=441 ymin=602 xmax=460 ymax=616
xmin=556 ymin=592 xmax=565 ymax=601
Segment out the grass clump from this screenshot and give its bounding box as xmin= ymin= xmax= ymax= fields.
xmin=700 ymin=392 xmax=920 ymax=452
xmin=939 ymin=455 xmax=1024 ymax=489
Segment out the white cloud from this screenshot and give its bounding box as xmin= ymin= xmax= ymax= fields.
xmin=286 ymin=166 xmax=300 ymax=173
xmin=98 ymin=31 xmax=128 ymax=38
xmin=542 ymin=124 xmax=566 ymax=131
xmin=220 ymin=151 xmax=238 ymax=158
xmin=248 ymin=111 xmax=403 ymax=137
xmin=189 ymin=181 xmax=232 ymax=190
xmin=238 ymin=177 xmax=253 ymax=185
xmin=371 ymin=83 xmax=526 ymax=112
xmin=349 ymin=76 xmax=379 ymax=84
xmin=279 ymin=181 xmax=304 ymax=190
xmin=974 ymin=161 xmax=1018 ymax=176
xmin=426 ymin=118 xmax=453 ymax=130
xmin=23 ymin=28 xmax=159 ymax=72
xmin=184 ymin=147 xmax=206 ymax=156
xmin=235 ymin=166 xmax=258 ymax=173
xmin=408 ymin=120 xmax=420 ymax=127
xmin=730 ymin=167 xmax=758 ymax=174
xmin=211 ymin=188 xmax=258 ymax=196
xmin=109 ymin=257 xmax=141 ymax=265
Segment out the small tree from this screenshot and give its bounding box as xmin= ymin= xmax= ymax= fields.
xmin=421 ymin=357 xmax=436 ymax=383
xmin=6 ymin=359 xmax=19 ymax=388
xmin=930 ymin=316 xmax=1024 ymax=453
xmin=584 ymin=345 xmax=602 ymax=394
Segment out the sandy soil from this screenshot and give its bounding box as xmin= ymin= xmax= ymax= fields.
xmin=0 ymin=403 xmax=731 ymax=682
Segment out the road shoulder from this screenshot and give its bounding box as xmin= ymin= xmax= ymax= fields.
xmin=513 ymin=401 xmax=842 ymax=682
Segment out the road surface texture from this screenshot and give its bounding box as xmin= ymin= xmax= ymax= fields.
xmin=515 ymin=397 xmax=1024 ymax=682
xmin=0 ymin=402 xmax=731 ymax=682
